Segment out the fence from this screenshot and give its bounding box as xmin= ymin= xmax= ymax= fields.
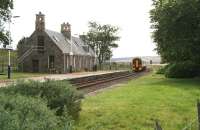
xmin=0 ymin=49 xmax=18 ymax=73
xmin=97 ymin=62 xmax=131 ymax=71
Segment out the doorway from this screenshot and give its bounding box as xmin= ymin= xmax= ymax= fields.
xmin=32 ymin=60 xmax=39 ymax=72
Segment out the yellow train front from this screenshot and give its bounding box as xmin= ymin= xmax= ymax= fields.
xmin=132 ymin=58 xmax=146 ymax=72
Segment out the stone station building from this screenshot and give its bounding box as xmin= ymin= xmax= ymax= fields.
xmin=18 ymin=12 xmax=96 ymax=73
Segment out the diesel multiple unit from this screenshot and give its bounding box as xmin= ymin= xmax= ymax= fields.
xmin=132 ymin=58 xmax=146 ymax=72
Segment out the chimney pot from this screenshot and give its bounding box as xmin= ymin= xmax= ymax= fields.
xmin=35 ymin=12 xmax=45 ymax=31
xmin=61 ymin=22 xmax=71 ymax=40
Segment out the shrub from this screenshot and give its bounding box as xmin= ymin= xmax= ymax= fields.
xmin=156 ymin=65 xmax=169 ymax=74
xmin=165 ymin=61 xmax=200 ymax=78
xmin=0 ymin=80 xmax=83 ymax=120
xmin=0 ymin=94 xmax=59 ymax=130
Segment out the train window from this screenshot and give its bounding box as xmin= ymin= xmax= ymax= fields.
xmin=136 ymin=60 xmax=139 ymax=68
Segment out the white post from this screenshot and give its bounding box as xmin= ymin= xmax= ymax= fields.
xmin=67 ymin=55 xmax=69 ymax=69
xmin=64 ymin=53 xmax=66 ymax=73
xmin=7 ymin=14 xmax=20 ymax=79
xmin=74 ymin=55 xmax=76 ymax=70
xmin=7 ymin=14 xmax=11 ymax=79
xmin=8 ymin=23 xmax=11 ymax=67
xmin=69 ymin=34 xmax=73 ymax=73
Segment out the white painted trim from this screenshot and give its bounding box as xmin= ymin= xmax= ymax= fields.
xmin=73 ymin=55 xmax=76 ymax=69
xmin=67 ymin=55 xmax=69 ymax=69
xmin=64 ymin=53 xmax=66 ymax=72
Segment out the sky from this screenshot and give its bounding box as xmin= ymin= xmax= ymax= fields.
xmin=11 ymin=0 xmax=157 ymax=58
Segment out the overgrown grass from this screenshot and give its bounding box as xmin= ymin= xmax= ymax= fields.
xmin=75 ymin=73 xmax=200 ymax=130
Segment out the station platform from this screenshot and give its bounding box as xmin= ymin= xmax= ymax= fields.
xmin=28 ymin=70 xmax=126 ymax=81
xmin=0 ymin=70 xmax=127 ymax=87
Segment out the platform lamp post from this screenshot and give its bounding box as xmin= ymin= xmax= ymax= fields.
xmin=7 ymin=14 xmax=20 ymax=79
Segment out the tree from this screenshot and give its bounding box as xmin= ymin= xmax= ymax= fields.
xmin=80 ymin=21 xmax=120 ymax=68
xmin=150 ymin=0 xmax=200 ymax=64
xmin=0 ymin=0 xmax=13 ymax=47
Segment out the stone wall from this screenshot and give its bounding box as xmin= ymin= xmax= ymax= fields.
xmin=18 ymin=30 xmax=96 ymax=73
xmin=18 ymin=30 xmax=64 ymax=73
xmin=17 ymin=12 xmax=96 ymax=74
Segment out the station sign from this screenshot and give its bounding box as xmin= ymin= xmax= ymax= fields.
xmin=5 ymin=45 xmax=13 ymax=50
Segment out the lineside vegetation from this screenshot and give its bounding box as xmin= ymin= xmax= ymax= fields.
xmin=75 ymin=72 xmax=200 ymax=130
xmin=150 ymin=0 xmax=200 ymax=78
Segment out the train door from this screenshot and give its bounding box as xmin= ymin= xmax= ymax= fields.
xmin=136 ymin=60 xmax=139 ymax=68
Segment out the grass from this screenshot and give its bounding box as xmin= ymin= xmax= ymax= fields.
xmin=0 ymin=49 xmax=17 ymax=67
xmin=0 ymin=72 xmax=47 ymax=80
xmin=75 ymin=73 xmax=200 ymax=130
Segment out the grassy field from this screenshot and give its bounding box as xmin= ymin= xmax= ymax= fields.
xmin=0 ymin=72 xmax=47 ymax=80
xmin=0 ymin=49 xmax=17 ymax=71
xmin=75 ymin=73 xmax=200 ymax=130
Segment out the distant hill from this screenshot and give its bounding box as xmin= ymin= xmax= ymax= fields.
xmin=111 ymin=56 xmax=161 ymax=64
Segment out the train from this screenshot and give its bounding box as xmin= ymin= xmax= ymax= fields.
xmin=132 ymin=57 xmax=147 ymax=72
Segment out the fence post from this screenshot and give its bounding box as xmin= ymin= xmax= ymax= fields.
xmin=154 ymin=120 xmax=162 ymax=130
xmin=197 ymin=100 xmax=200 ymax=130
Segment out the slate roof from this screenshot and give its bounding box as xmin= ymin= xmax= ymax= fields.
xmin=45 ymin=29 xmax=95 ymax=56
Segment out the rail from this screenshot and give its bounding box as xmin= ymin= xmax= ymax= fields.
xmin=70 ymin=71 xmax=148 ymax=93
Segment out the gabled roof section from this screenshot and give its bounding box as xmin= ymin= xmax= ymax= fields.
xmin=45 ymin=29 xmax=95 ymax=56
xmin=72 ymin=36 xmax=95 ymax=56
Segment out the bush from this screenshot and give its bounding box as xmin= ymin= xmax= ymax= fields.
xmin=156 ymin=65 xmax=169 ymax=74
xmin=0 ymin=80 xmax=83 ymax=120
xmin=0 ymin=94 xmax=59 ymax=130
xmin=165 ymin=61 xmax=200 ymax=78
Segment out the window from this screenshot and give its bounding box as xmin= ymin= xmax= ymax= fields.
xmin=37 ymin=36 xmax=44 ymax=53
xmin=73 ymin=40 xmax=79 ymax=46
xmin=49 ymin=55 xmax=55 ymax=68
xmin=39 ymin=17 xmax=42 ymax=21
xmin=53 ymin=36 xmax=59 ymax=42
xmin=82 ymin=45 xmax=89 ymax=52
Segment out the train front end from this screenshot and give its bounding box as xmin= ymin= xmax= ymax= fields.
xmin=132 ymin=58 xmax=145 ymax=72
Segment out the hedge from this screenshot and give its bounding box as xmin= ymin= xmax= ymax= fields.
xmin=156 ymin=65 xmax=169 ymax=74
xmin=165 ymin=61 xmax=200 ymax=78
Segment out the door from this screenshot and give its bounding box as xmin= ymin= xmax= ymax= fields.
xmin=49 ymin=55 xmax=55 ymax=69
xmin=32 ymin=60 xmax=39 ymax=72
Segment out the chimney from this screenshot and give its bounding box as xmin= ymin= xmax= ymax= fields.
xmin=61 ymin=22 xmax=71 ymax=40
xmin=35 ymin=12 xmax=45 ymax=31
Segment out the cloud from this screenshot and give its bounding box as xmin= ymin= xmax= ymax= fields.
xmin=11 ymin=0 xmax=157 ymax=58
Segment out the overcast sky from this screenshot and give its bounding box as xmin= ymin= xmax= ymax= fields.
xmin=11 ymin=0 xmax=157 ymax=58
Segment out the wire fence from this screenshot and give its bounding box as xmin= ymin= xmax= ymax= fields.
xmin=0 ymin=49 xmax=18 ymax=73
xmin=97 ymin=62 xmax=131 ymax=71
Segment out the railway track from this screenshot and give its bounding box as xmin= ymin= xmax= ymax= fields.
xmin=69 ymin=70 xmax=148 ymax=93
